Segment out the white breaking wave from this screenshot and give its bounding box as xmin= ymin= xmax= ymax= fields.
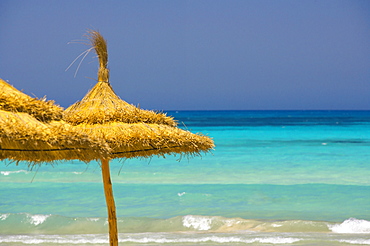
xmin=177 ymin=192 xmax=186 ymax=197
xmin=87 ymin=217 xmax=100 ymax=222
xmin=0 ymin=234 xmax=302 ymax=245
xmin=0 ymin=170 xmax=29 ymax=176
xmin=27 ymin=214 xmax=51 ymax=226
xmin=0 ymin=213 xmax=9 ymax=220
xmin=339 ymin=239 xmax=370 ymax=245
xmin=271 ymin=223 xmax=283 ymax=227
xmin=329 ymin=218 xmax=370 ymax=234
xmin=182 ymin=215 xmax=213 ymax=230
xmin=257 ymin=237 xmax=301 ymax=244
xmin=0 ymin=234 xmax=107 ymax=244
xmin=122 ymin=235 xmax=301 ymax=244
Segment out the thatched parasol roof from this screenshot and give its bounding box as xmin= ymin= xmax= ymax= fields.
xmin=63 ymin=30 xmax=214 ymax=158
xmin=0 ymin=109 xmax=108 ymax=163
xmin=63 ymin=31 xmax=176 ymax=127
xmin=63 ymin=81 xmax=177 ymax=126
xmin=0 ymin=79 xmax=108 ymax=163
xmin=74 ymin=122 xmax=214 ymax=159
xmin=0 ymin=78 xmax=63 ymax=122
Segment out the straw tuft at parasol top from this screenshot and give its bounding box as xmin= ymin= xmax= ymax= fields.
xmin=64 ymin=31 xmax=177 ymax=127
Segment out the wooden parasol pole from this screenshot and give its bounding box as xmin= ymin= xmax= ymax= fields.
xmin=101 ymin=158 xmax=118 ymax=246
xmin=90 ymin=30 xmax=118 ymax=245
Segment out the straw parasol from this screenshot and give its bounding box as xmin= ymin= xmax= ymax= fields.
xmin=63 ymin=31 xmax=214 ymax=245
xmin=0 ymin=79 xmax=108 ymax=163
xmin=0 ymin=78 xmax=63 ymax=122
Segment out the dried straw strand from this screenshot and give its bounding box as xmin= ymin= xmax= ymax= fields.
xmin=87 ymin=30 xmax=109 ymax=83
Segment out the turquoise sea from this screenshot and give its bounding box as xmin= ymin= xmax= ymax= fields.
xmin=1 ymin=110 xmax=370 ymax=245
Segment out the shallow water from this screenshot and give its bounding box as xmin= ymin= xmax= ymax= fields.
xmin=1 ymin=111 xmax=370 ymax=245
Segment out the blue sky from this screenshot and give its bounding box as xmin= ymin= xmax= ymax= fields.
xmin=1 ymin=0 xmax=369 ymax=110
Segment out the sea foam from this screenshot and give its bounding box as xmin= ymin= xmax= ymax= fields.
xmin=329 ymin=218 xmax=370 ymax=234
xmin=182 ymin=215 xmax=213 ymax=230
xmin=0 ymin=234 xmax=107 ymax=244
xmin=256 ymin=237 xmax=301 ymax=244
xmin=0 ymin=170 xmax=29 ymax=176
xmin=339 ymin=239 xmax=370 ymax=245
xmin=0 ymin=214 xmax=9 ymax=221
xmin=0 ymin=234 xmax=302 ymax=245
xmin=27 ymin=214 xmax=51 ymax=226
xmin=121 ymin=236 xmax=301 ymax=244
